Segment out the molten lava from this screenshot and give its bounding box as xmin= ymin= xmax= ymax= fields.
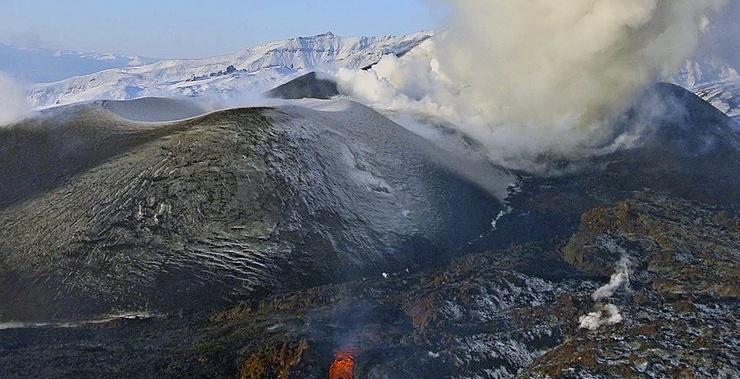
xmin=329 ymin=352 xmax=355 ymax=379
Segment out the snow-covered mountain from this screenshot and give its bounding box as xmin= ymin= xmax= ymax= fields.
xmin=671 ymin=2 xmax=739 ymax=122
xmin=692 ymin=78 xmax=740 ymax=123
xmin=674 ymin=58 xmax=739 ymax=89
xmin=0 ymin=43 xmax=153 ymax=83
xmin=673 ymin=61 xmax=740 ymax=122
xmin=28 ymin=32 xmax=431 ymax=108
xmin=24 ymin=29 xmax=739 ymax=123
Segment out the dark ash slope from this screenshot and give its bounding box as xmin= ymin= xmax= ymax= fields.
xmin=0 ymin=99 xmax=508 ymax=321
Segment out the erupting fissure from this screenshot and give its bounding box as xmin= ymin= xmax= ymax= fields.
xmin=329 ymin=352 xmax=355 ymax=379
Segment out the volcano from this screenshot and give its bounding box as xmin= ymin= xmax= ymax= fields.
xmin=0 ymin=80 xmax=738 ymax=377
xmin=0 ymin=95 xmax=512 ymax=321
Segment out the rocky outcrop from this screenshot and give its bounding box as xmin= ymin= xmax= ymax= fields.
xmin=526 ymin=191 xmax=739 ymax=378
xmin=238 ymin=339 xmax=309 ymax=379
xmin=563 ymin=191 xmax=740 ymax=298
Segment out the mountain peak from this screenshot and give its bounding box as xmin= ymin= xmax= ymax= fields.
xmin=300 ymin=31 xmax=336 ymax=40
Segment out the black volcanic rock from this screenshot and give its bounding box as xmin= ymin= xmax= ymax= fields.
xmin=606 ymin=83 xmax=740 ymax=198
xmin=265 ymin=72 xmax=339 ymax=100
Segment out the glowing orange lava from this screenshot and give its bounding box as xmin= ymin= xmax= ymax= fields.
xmin=329 ymin=352 xmax=355 ymax=379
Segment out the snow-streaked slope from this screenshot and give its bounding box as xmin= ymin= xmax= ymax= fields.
xmin=0 ymin=43 xmax=153 ymax=83
xmin=672 ymin=58 xmax=740 ymax=123
xmin=28 ymin=32 xmax=431 ymax=108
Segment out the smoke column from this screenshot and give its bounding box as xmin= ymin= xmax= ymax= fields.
xmin=334 ymin=0 xmax=727 ymax=171
xmin=579 ymin=256 xmax=631 ymax=330
xmin=592 ymin=256 xmax=630 ymax=301
xmin=0 ymin=72 xmax=31 ymax=127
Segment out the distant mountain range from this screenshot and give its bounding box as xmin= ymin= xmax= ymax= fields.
xmin=0 ymin=43 xmax=154 ymax=83
xmin=9 ymin=30 xmax=738 ymax=122
xmin=25 ymin=32 xmax=431 ymax=108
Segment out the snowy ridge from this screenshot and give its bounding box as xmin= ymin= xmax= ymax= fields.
xmin=28 ymin=32 xmax=431 ymax=108
xmin=672 ymin=59 xmax=740 ymax=123
xmin=693 ymin=78 xmax=740 ymax=123
xmin=673 ymin=56 xmax=740 ymax=120
xmin=25 ymin=30 xmax=740 ymax=124
xmin=674 ymin=58 xmax=739 ymax=89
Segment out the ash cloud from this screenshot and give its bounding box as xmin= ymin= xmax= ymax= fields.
xmin=0 ymin=72 xmax=31 ymax=127
xmin=333 ymin=0 xmax=727 ymax=171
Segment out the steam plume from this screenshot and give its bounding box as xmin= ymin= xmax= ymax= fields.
xmin=579 ymin=257 xmax=631 ymax=330
xmin=592 ymin=256 xmax=630 ymax=301
xmin=579 ymin=303 xmax=624 ymax=330
xmin=0 ymin=72 xmax=31 ymax=127
xmin=334 ymin=0 xmax=727 ymax=170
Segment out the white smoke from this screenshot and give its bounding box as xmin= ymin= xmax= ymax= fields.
xmin=579 ymin=256 xmax=631 ymax=330
xmin=592 ymin=256 xmax=631 ymax=301
xmin=0 ymin=72 xmax=31 ymax=127
xmin=579 ymin=303 xmax=624 ymax=331
xmin=333 ymin=0 xmax=727 ymax=171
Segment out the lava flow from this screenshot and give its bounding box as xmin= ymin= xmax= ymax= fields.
xmin=329 ymin=352 xmax=355 ymax=379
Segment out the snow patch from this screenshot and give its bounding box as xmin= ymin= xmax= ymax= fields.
xmin=0 ymin=311 xmax=160 ymax=330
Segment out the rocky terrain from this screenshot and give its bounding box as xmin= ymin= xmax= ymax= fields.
xmin=1 ymin=190 xmax=736 ymax=378
xmin=0 ymin=80 xmax=738 ymax=378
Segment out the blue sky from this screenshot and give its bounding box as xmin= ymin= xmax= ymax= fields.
xmin=0 ymin=0 xmax=445 ymax=59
